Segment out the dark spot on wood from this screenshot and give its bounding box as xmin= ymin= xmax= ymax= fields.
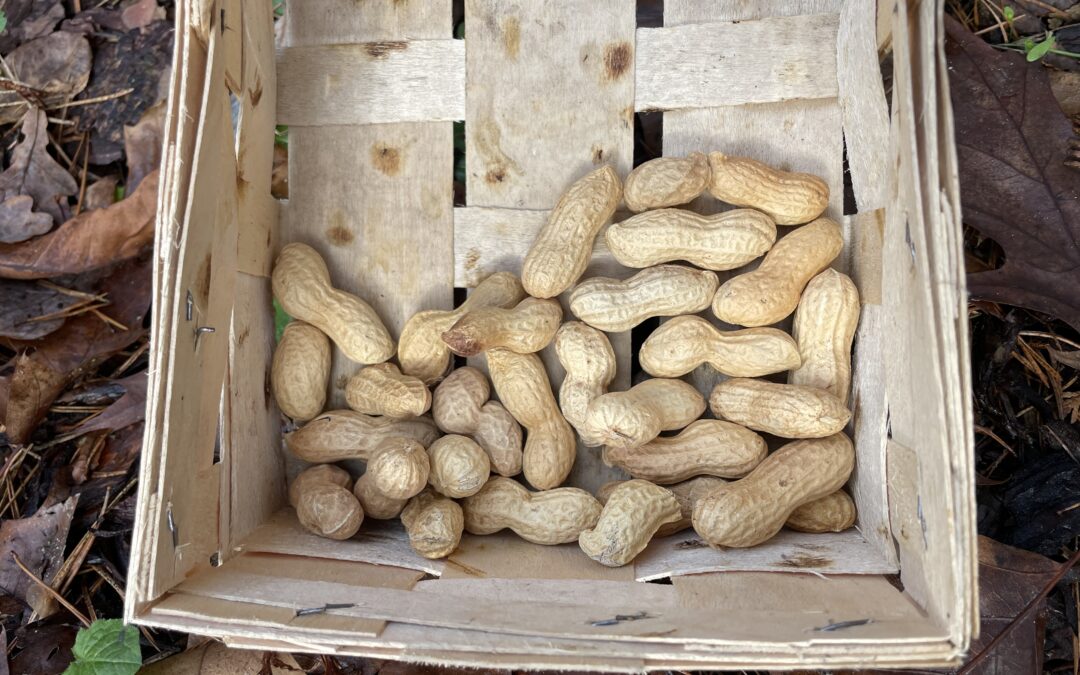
xmin=502 ymin=17 xmax=520 ymax=59
xmin=264 ymin=368 xmax=273 ymax=409
xmin=591 ymin=145 xmax=604 ymax=164
xmin=195 ymin=253 xmax=212 ymax=303
xmin=371 ymin=143 xmax=402 ymax=176
xmin=237 ymin=327 xmax=250 ymax=346
xmin=335 ymin=375 xmax=348 ymax=390
xmin=485 ymin=168 xmax=506 ymax=184
xmin=603 ymin=42 xmax=632 ymax=81
xmin=674 ymin=538 xmax=709 ymax=550
xmin=250 ymin=78 xmax=263 ymax=106
xmin=776 ymin=553 xmax=834 ymax=568
xmin=464 ymin=248 xmax=481 ymax=271
xmin=365 ymin=41 xmax=408 ymax=59
xmin=326 ymin=225 xmax=354 ymax=246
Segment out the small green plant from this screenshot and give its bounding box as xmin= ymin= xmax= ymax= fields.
xmin=273 ymin=0 xmax=285 ymax=19
xmin=0 ymin=10 xmax=8 ymax=33
xmin=274 ymin=298 xmax=291 ymax=341
xmin=63 ymin=620 xmax=141 ymax=675
xmin=1002 ymin=6 xmax=1016 ymax=38
xmin=275 ymin=124 xmax=289 ymax=147
xmin=1024 ymin=31 xmax=1056 ymax=62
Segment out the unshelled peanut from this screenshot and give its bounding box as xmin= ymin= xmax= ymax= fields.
xmin=345 ymin=363 xmax=431 ymax=419
xmin=785 ymin=489 xmax=857 ymax=533
xmin=289 ymin=465 xmax=363 ymax=540
xmin=441 ymin=297 xmax=562 ymax=357
xmin=603 ymin=419 xmax=766 ymax=483
xmin=521 ymin=165 xmax=621 ymax=298
xmin=605 ymin=208 xmax=775 ymax=271
xmin=427 ymin=434 xmax=491 ymax=498
xmin=486 ymin=348 xmax=576 ymax=490
xmin=578 ymin=479 xmax=680 ymax=566
xmin=285 ymin=411 xmax=439 ymax=463
xmin=584 ymin=378 xmax=705 ymax=449
xmin=570 ymin=265 xmax=719 ymax=332
xmin=400 ymin=489 xmax=464 ymax=559
xmin=271 ymin=322 xmax=330 ymax=422
xmin=692 ymin=433 xmax=855 ymax=547
xmin=272 ymin=243 xmax=394 ymax=364
xmin=709 ymin=378 xmax=850 ymax=438
xmin=431 ymin=367 xmax=523 ymax=476
xmin=553 ymin=322 xmax=617 ymax=447
xmin=789 ymin=269 xmax=860 ymax=405
xmin=639 ymin=315 xmax=800 ymax=379
xmin=623 ymin=152 xmax=711 ymax=212
xmin=398 ymin=272 xmax=525 ymax=384
xmin=707 ymin=152 xmax=829 ymax=225
xmin=353 ymin=475 xmax=407 ymax=520
xmin=462 ymin=476 xmax=601 ymax=545
xmin=364 ymin=437 xmax=430 ymax=500
xmin=712 ymin=217 xmax=843 ymax=327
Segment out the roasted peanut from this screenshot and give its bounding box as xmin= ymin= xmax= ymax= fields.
xmin=602 ymin=419 xmax=766 ymax=483
xmin=521 ymin=165 xmax=622 ymax=298
xmin=401 ymin=488 xmax=464 ymax=559
xmin=462 ymin=476 xmax=601 ymax=545
xmin=441 ymin=297 xmax=562 ymax=356
xmin=272 ymin=243 xmax=394 ymax=364
xmin=712 ymin=217 xmax=843 ymax=327
xmin=707 ymin=152 xmax=829 ymax=225
xmin=639 ymin=315 xmax=800 ymax=379
xmin=353 ymin=476 xmax=407 ymax=520
xmin=364 ymin=437 xmax=430 ymax=500
xmin=578 ymin=479 xmax=680 ymax=566
xmin=289 ymin=464 xmax=363 ymax=540
xmin=398 ymin=272 xmax=525 ymax=384
xmin=709 ymin=378 xmax=850 ymax=438
xmin=570 ymin=265 xmax=719 ymax=333
xmin=584 ymin=378 xmax=705 ymax=450
xmin=431 ymin=367 xmax=523 ymax=476
xmin=623 ymin=152 xmax=711 ymax=212
xmin=785 ymin=489 xmax=857 ymax=533
xmin=789 ymin=269 xmax=860 ymax=405
xmin=605 ymin=208 xmax=775 ymax=271
xmin=486 ymin=349 xmax=576 ymax=490
xmin=285 ymin=411 xmax=439 ymax=463
xmin=271 ymin=322 xmax=330 ymax=422
xmin=554 ymin=322 xmax=617 ymax=447
xmin=345 ymin=363 xmax=431 ymax=419
xmin=427 ymin=434 xmax=491 ymax=498
xmin=599 ymin=476 xmax=726 ymax=537
xmin=692 ymin=433 xmax=855 ymax=547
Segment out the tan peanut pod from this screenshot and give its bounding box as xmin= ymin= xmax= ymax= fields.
xmin=521 ymin=165 xmax=622 ymax=299
xmin=789 ymin=269 xmax=860 ymax=405
xmin=427 ymin=434 xmax=491 ymax=498
xmin=706 ymin=152 xmax=829 ymax=225
xmin=486 ymin=349 xmax=576 ymax=490
xmin=400 ymin=489 xmax=464 ymax=559
xmin=584 ymin=378 xmax=705 ymax=450
xmin=570 ymin=265 xmax=720 ymax=333
xmin=785 ymin=489 xmax=857 ymax=533
xmin=602 ymin=419 xmax=766 ymax=484
xmin=554 ymin=322 xmax=617 ymax=447
xmin=431 ymin=367 xmax=523 ymax=476
xmin=598 ymin=476 xmax=727 ymax=537
xmin=692 ymin=433 xmax=855 ymax=548
xmin=285 ymin=411 xmax=440 ymax=463
xmin=639 ymin=315 xmax=800 ymax=379
xmin=623 ymin=152 xmax=711 ymax=212
xmin=289 ymin=465 xmax=362 ymax=540
xmin=605 ymin=209 xmax=776 ymax=271
xmin=345 ymin=363 xmax=431 ymax=419
xmin=271 ymin=322 xmax=330 ymax=421
xmin=272 ymin=243 xmax=394 ymax=364
xmin=709 ymin=378 xmax=851 ymax=439
xmin=352 ymin=476 xmax=407 ymax=520
xmin=399 ymin=272 xmax=525 ymax=384
xmin=441 ymin=297 xmax=562 ymax=357
xmin=712 ymin=217 xmax=843 ymax=327
xmin=578 ymin=479 xmax=681 ymax=566
xmin=365 ymin=437 xmax=430 ymax=500
xmin=462 ymin=476 xmax=601 ymax=545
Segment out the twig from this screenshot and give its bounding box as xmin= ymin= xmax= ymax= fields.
xmin=90 ymin=307 xmax=129 ymax=331
xmin=50 ymin=88 xmax=134 ymax=110
xmin=74 ymin=133 xmax=90 ymax=216
xmin=978 ymin=0 xmax=1010 ymax=44
xmin=974 ymin=13 xmax=1029 ymax=36
xmin=1020 ymin=331 xmax=1080 ymax=352
xmin=10 ymin=552 xmax=92 ymax=627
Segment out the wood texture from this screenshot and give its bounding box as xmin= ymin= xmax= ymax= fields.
xmin=277 ymin=41 xmax=465 ymax=126
xmin=635 ymin=15 xmax=839 ymax=111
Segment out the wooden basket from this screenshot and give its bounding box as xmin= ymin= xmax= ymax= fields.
xmin=126 ymin=0 xmax=977 ymax=669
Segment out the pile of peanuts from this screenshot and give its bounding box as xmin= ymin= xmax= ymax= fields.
xmin=272 ymin=151 xmax=859 ymax=567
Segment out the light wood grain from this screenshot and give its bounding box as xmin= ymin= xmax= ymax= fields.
xmin=284 ymin=0 xmax=450 ymax=46
xmin=665 ymin=0 xmax=843 ymax=22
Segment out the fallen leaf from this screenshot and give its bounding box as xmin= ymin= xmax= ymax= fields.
xmin=64 ymin=619 xmax=141 ymax=675
xmin=0 ymin=110 xmax=78 ymax=225
xmin=0 ymin=495 xmax=77 ymax=616
xmin=3 ymin=256 xmax=150 ymax=443
xmin=81 ymin=176 xmax=118 ymax=212
xmin=0 ymin=0 xmax=64 ymax=54
xmin=946 ymin=18 xmax=1080 ymax=333
xmin=0 ymin=169 xmax=156 ymax=280
xmin=139 ymin=641 xmax=304 ymax=674
xmin=0 ymin=32 xmax=92 ymax=124
xmin=1048 ymin=70 xmax=1080 ymax=118
xmin=123 ymin=101 xmax=164 ymax=193
xmin=7 ymin=622 xmax=77 ymax=675
xmin=0 ymin=195 xmax=53 ymax=244
xmin=76 ymin=371 xmax=146 ymax=433
xmin=1002 ymin=451 xmax=1080 ymax=556
xmin=0 ymin=278 xmax=82 ymax=339
xmin=1047 ymin=347 xmax=1080 ymax=369
xmin=120 ymin=0 xmax=164 ymax=30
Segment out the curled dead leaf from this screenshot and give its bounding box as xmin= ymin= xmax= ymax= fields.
xmin=0 ymin=32 xmax=92 ymax=124
xmin=0 ymin=195 xmax=52 ymax=244
xmin=0 ymin=110 xmax=78 ymax=226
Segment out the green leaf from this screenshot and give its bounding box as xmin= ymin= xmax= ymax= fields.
xmin=274 ymin=298 xmax=291 ymax=341
xmin=1023 ymin=37 xmax=1036 ymax=53
xmin=0 ymin=10 xmax=8 ymax=33
xmin=63 ymin=620 xmax=141 ymax=675
xmin=1003 ymin=5 xmax=1014 ymax=22
xmin=275 ymin=124 xmax=289 ymax=147
xmin=1027 ymin=33 xmax=1055 ymax=62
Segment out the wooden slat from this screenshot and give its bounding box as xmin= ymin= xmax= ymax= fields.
xmin=414 ymin=578 xmax=670 ymax=605
xmin=634 ymin=15 xmax=839 ymax=111
xmin=442 ymin=531 xmax=634 ymax=582
xmin=284 ymin=0 xmax=449 ymax=46
xmin=665 ymin=0 xmax=843 ymax=23
xmin=277 ymin=41 xmax=465 ymax=126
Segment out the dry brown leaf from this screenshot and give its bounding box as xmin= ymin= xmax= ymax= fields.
xmin=1047 ymin=347 xmax=1080 ymax=369
xmin=0 ymin=278 xmax=81 ymax=339
xmin=120 ymin=0 xmax=165 ymax=30
xmin=0 ymin=32 xmax=92 ymax=124
xmin=0 ymin=195 xmax=52 ymax=244
xmin=1048 ymin=70 xmax=1080 ymax=118
xmin=0 ymin=110 xmax=77 ymax=225
xmin=0 ymin=495 xmax=77 ymax=617
xmin=0 ymin=169 xmax=156 ymax=280
xmin=0 ymin=0 xmax=63 ymax=54
xmin=123 ymin=101 xmax=164 ymax=193
xmin=139 ymin=641 xmax=304 ymax=674
xmin=81 ymin=176 xmax=118 ymax=211
xmin=76 ymin=370 xmax=146 ymax=433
